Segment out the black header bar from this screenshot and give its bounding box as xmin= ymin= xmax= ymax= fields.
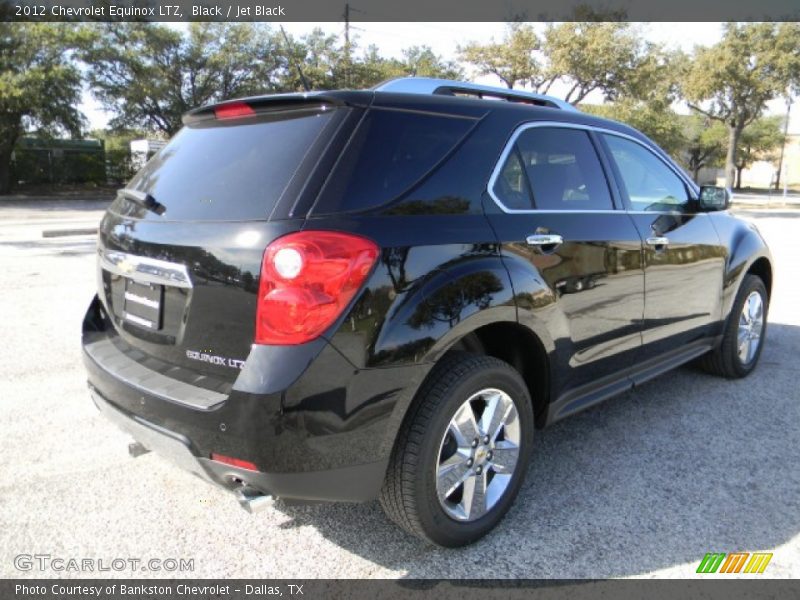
xmin=3 ymin=0 xmax=800 ymax=22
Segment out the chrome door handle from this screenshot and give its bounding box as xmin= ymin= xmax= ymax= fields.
xmin=526 ymin=234 xmax=564 ymax=247
xmin=646 ymin=236 xmax=669 ymax=247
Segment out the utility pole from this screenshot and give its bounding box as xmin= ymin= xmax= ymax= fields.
xmin=774 ymin=95 xmax=792 ymax=191
xmin=279 ymin=25 xmax=310 ymax=92
xmin=343 ymin=3 xmax=351 ymax=88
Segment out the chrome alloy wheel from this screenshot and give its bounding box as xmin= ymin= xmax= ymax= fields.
xmin=435 ymin=388 xmax=521 ymax=522
xmin=738 ymin=291 xmax=765 ymax=365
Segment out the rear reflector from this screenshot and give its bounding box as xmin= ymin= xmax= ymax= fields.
xmin=210 ymin=453 xmax=259 ymax=471
xmin=214 ymin=102 xmax=256 ymax=120
xmin=255 ymin=231 xmax=379 ymax=345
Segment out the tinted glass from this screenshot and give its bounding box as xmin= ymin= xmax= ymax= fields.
xmin=119 ymin=109 xmax=335 ymax=221
xmin=493 ymin=127 xmax=613 ymax=211
xmin=493 ymin=149 xmax=533 ymax=210
xmin=316 ymin=108 xmax=474 ymax=213
xmin=603 ymin=134 xmax=689 ymax=211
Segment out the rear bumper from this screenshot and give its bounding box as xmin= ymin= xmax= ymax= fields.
xmin=90 ymin=387 xmax=388 ymax=503
xmin=82 ymin=295 xmax=428 ymax=503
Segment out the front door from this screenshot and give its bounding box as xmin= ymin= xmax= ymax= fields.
xmin=599 ymin=132 xmax=725 ymax=359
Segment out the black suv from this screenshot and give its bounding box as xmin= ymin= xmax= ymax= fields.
xmin=82 ymin=78 xmax=772 ymax=547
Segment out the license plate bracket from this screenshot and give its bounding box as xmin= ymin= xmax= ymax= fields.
xmin=123 ymin=279 xmax=164 ymax=330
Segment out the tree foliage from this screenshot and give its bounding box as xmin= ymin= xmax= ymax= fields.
xmin=581 ymin=101 xmax=686 ymax=158
xmin=83 ymin=23 xmax=285 ymax=136
xmin=458 ymin=24 xmax=545 ymax=89
xmin=89 ymin=128 xmax=148 ymax=184
xmin=543 ymin=22 xmax=676 ymax=105
xmin=83 ymin=23 xmax=460 ymax=138
xmin=681 ymin=114 xmax=728 ymax=183
xmin=0 ymin=23 xmax=86 ymax=193
xmin=682 ymin=22 xmax=800 ymax=187
xmin=278 ymin=30 xmax=462 ymax=91
xmin=733 ymin=116 xmax=786 ymax=189
xmin=4 ymin=21 xmax=799 ymax=197
xmin=459 ymin=22 xmax=683 ymax=107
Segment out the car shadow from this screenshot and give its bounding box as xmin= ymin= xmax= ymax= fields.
xmin=272 ymin=320 xmax=800 ymax=578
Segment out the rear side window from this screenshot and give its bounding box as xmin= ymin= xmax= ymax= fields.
xmin=492 ymin=127 xmax=613 ymax=211
xmin=314 ymin=108 xmax=475 ymax=214
xmin=118 ymin=109 xmax=335 ymax=221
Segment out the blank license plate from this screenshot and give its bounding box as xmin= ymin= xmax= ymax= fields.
xmin=123 ymin=279 xmax=163 ymax=329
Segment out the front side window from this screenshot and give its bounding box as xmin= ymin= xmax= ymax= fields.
xmin=603 ymin=134 xmax=690 ymax=211
xmin=492 ymin=127 xmax=613 ymax=211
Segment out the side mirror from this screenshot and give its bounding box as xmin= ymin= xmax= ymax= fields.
xmin=698 ymin=186 xmax=730 ymax=211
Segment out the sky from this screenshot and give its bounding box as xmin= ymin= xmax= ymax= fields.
xmin=78 ymin=22 xmax=798 ymax=133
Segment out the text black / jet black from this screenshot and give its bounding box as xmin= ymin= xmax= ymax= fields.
xmin=82 ymin=78 xmax=773 ymax=547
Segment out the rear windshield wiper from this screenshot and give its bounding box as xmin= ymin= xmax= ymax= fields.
xmin=119 ymin=189 xmax=166 ymax=216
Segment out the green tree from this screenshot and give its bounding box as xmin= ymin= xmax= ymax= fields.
xmin=397 ymin=46 xmax=463 ymax=80
xmin=682 ymin=114 xmax=728 ymax=183
xmin=350 ymin=44 xmax=395 ymax=89
xmin=89 ymin=128 xmax=149 ymax=184
xmin=279 ymin=32 xmax=461 ymax=91
xmin=84 ymin=23 xmax=284 ymax=136
xmin=582 ymin=102 xmax=686 ymax=158
xmin=733 ymin=116 xmax=786 ymax=189
xmin=458 ymin=23 xmax=546 ymax=89
xmin=459 ymin=21 xmax=683 ymax=109
xmin=277 ymin=27 xmax=345 ymax=91
xmin=354 ymin=45 xmax=463 ymax=85
xmin=0 ymin=24 xmax=86 ymax=194
xmin=683 ymin=23 xmax=800 ymax=187
xmin=543 ymin=22 xmax=673 ymax=105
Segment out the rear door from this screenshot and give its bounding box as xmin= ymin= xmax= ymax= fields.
xmin=598 ymin=132 xmax=725 ymax=360
xmin=96 ymin=102 xmax=350 ymax=386
xmin=485 ymin=124 xmax=644 ymax=406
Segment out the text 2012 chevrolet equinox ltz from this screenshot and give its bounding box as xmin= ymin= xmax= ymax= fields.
xmin=82 ymin=78 xmax=772 ymax=547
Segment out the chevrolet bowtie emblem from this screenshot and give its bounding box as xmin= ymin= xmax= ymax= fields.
xmin=117 ymin=258 xmax=136 ymax=274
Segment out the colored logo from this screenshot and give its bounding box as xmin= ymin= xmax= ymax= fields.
xmin=696 ymin=552 xmax=773 ymax=574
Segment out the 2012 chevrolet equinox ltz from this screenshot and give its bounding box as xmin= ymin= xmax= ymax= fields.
xmin=82 ymin=78 xmax=772 ymax=547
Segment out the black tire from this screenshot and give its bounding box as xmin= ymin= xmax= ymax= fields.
xmin=699 ymin=274 xmax=768 ymax=378
xmin=379 ymin=353 xmax=534 ymax=547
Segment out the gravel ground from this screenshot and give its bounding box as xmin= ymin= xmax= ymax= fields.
xmin=0 ymin=203 xmax=798 ymax=579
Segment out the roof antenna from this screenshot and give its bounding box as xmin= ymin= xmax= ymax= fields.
xmin=280 ymin=26 xmax=310 ymax=92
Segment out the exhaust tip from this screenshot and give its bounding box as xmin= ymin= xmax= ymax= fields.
xmin=235 ymin=486 xmax=273 ymax=513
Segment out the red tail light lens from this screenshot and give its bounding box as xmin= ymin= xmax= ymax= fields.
xmin=210 ymin=453 xmax=259 ymax=472
xmin=214 ymin=101 xmax=256 ymax=120
xmin=255 ymin=231 xmax=379 ymax=345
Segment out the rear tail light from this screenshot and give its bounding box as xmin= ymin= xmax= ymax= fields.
xmin=255 ymin=231 xmax=379 ymax=345
xmin=214 ymin=101 xmax=256 ymax=120
xmin=210 ymin=453 xmax=259 ymax=472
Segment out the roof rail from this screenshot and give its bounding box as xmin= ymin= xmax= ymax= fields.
xmin=373 ymin=77 xmax=577 ymax=112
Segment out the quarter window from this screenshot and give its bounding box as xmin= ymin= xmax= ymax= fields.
xmin=491 ymin=127 xmax=613 ymax=211
xmin=316 ymin=108 xmax=475 ymax=214
xmin=603 ymin=134 xmax=689 ymax=211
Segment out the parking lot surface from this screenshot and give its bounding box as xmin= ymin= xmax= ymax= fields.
xmin=1 ymin=201 xmax=798 ymax=578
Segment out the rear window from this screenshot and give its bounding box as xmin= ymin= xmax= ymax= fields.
xmin=117 ymin=108 xmax=335 ymax=221
xmin=313 ymin=108 xmax=475 ymax=214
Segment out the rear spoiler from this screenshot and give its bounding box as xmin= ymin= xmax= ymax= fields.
xmin=182 ymin=91 xmax=372 ymax=126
